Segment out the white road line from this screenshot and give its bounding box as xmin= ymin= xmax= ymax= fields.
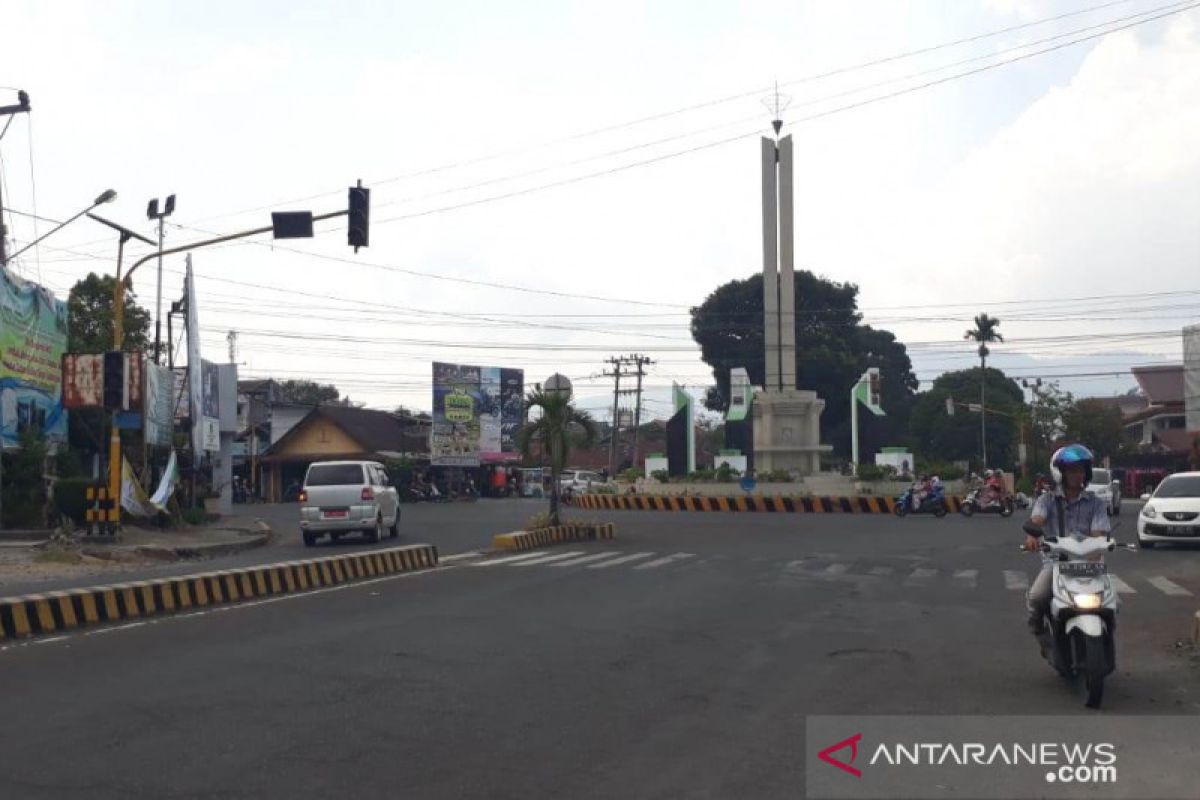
xmin=784 ymin=560 xmax=809 ymax=571
xmin=587 ymin=552 xmax=656 ymax=569
xmin=440 ymin=551 xmax=484 ymax=563
xmin=1108 ymin=574 xmax=1136 ymax=594
xmin=1147 ymin=576 xmax=1193 ymax=596
xmin=548 ymin=552 xmax=625 ymax=568
xmin=905 ymin=568 xmax=938 ymax=584
xmin=953 ymin=569 xmax=978 ymax=588
xmin=823 ymin=563 xmax=849 ymax=576
xmin=510 ymin=551 xmax=587 ymax=566
xmin=471 ymin=552 xmax=550 ymax=567
xmin=868 ymin=566 xmax=893 ymax=576
xmin=1004 ymin=570 xmax=1030 ymax=591
xmin=633 ymin=552 xmax=695 ymax=570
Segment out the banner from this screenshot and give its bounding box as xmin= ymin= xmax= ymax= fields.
xmin=431 ymin=362 xmax=523 ymax=466
xmin=120 ymin=449 xmax=178 ymax=517
xmin=144 ymin=363 xmax=174 ymax=447
xmin=0 ymin=265 xmax=68 ymax=447
xmin=186 ymin=258 xmax=204 ymax=456
xmin=199 ymin=359 xmax=219 ymax=452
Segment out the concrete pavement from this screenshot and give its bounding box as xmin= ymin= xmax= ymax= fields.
xmin=2 ymin=510 xmax=1198 ymax=798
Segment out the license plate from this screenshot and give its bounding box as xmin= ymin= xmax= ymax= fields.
xmin=322 ymin=509 xmax=348 ymax=519
xmin=1060 ymin=562 xmax=1106 ymax=577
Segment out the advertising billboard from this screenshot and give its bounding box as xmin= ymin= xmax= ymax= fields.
xmin=0 ymin=265 xmax=68 ymax=447
xmin=431 ymin=362 xmax=523 ymax=466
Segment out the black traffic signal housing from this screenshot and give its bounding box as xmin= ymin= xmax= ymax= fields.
xmin=103 ymin=351 xmax=126 ymax=410
xmin=869 ymin=371 xmax=881 ymax=408
xmin=348 ymin=181 xmax=370 ymax=251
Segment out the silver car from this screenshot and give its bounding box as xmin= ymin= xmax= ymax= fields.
xmin=299 ymin=460 xmax=400 ymax=546
xmin=1087 ymin=468 xmax=1122 ymax=516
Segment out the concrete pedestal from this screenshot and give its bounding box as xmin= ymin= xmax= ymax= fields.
xmin=752 ymin=388 xmax=831 ymax=475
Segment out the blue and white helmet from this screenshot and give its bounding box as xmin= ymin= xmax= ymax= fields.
xmin=1050 ymin=443 xmax=1094 ymax=486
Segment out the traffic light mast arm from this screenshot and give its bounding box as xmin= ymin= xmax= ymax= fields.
xmin=122 ymin=209 xmax=348 ymax=283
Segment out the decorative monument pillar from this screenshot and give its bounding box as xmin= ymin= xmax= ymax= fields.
xmin=752 ymin=104 xmax=831 ymax=475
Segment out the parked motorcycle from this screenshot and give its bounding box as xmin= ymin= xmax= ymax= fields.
xmin=894 ymin=485 xmax=947 ymax=517
xmin=1021 ymin=521 xmax=1134 ymax=708
xmin=960 ymin=488 xmax=1014 ymax=517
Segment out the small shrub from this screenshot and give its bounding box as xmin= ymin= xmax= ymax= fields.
xmin=593 ymin=484 xmax=617 ymax=495
xmin=855 ymin=464 xmax=886 ymax=481
xmin=715 ymin=463 xmax=740 ymax=483
xmin=619 ymin=467 xmax=644 ymax=482
xmin=759 ymin=469 xmax=794 ymax=483
xmin=181 ymin=507 xmax=211 ymax=526
xmin=687 ymin=469 xmax=715 ymax=482
xmin=651 ymin=470 xmax=670 ymax=484
xmin=53 ymin=477 xmax=94 ymax=526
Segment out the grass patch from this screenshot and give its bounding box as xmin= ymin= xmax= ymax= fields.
xmin=34 ymin=549 xmax=83 ymax=565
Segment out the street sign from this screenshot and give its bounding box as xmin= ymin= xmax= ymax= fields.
xmin=968 ymin=403 xmax=982 ymax=413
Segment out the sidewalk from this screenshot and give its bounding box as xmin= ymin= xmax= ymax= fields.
xmin=0 ymin=516 xmax=272 ymax=596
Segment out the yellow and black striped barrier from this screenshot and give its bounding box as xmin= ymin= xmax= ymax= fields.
xmin=570 ymin=493 xmax=965 ymax=514
xmin=492 ymin=523 xmax=616 ymax=552
xmin=0 ymin=543 xmax=438 ymax=641
xmin=85 ymin=485 xmax=120 ymax=535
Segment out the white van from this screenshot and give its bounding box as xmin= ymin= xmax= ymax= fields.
xmin=299 ymin=460 xmax=400 ymax=546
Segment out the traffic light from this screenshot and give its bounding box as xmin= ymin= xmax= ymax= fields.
xmin=103 ymin=351 xmax=126 ymax=410
xmin=869 ymin=371 xmax=881 ymax=408
xmin=348 ymin=181 xmax=370 ymax=251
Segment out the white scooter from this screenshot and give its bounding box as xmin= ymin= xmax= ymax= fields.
xmin=1021 ymin=521 xmax=1134 ymax=709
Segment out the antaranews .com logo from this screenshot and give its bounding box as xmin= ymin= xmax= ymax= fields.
xmin=818 ymin=732 xmax=1118 ymax=786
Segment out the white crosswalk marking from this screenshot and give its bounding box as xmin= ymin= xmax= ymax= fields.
xmin=473 ymin=552 xmax=553 ymax=567
xmin=1004 ymin=570 xmax=1030 ymax=591
xmin=953 ymin=569 xmax=978 ymax=588
xmin=905 ymin=568 xmax=938 ymax=584
xmin=549 ymin=552 xmax=626 ymax=568
xmin=868 ymin=566 xmax=893 ymax=576
xmin=587 ymin=552 xmax=656 ymax=569
xmin=633 ymin=552 xmax=695 ymax=570
xmin=1147 ymin=576 xmax=1193 ymax=596
xmin=823 ymin=563 xmax=849 ymax=576
xmin=1108 ymin=574 xmax=1136 ymax=594
xmin=510 ymin=551 xmax=586 ymax=566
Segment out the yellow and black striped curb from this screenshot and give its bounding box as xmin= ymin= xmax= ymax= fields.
xmin=571 ymin=494 xmax=966 ymax=514
xmin=492 ymin=523 xmax=617 ymax=552
xmin=0 ymin=544 xmax=438 ymax=641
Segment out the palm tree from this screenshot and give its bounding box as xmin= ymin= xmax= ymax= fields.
xmin=964 ymin=313 xmax=1003 ymax=469
xmin=517 ymin=387 xmax=597 ymax=525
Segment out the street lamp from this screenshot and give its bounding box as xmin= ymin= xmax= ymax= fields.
xmin=147 ymin=195 xmax=175 ymax=364
xmin=4 ymin=189 xmax=117 ymax=265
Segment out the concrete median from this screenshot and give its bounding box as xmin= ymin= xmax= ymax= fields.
xmin=571 ymin=493 xmax=966 ymax=514
xmin=0 ymin=543 xmax=438 ymax=641
xmin=492 ymin=523 xmax=616 ymax=552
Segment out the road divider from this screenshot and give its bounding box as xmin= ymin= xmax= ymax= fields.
xmin=492 ymin=523 xmax=616 ymax=552
xmin=570 ymin=493 xmax=966 ymax=514
xmin=0 ymin=544 xmax=438 ymax=641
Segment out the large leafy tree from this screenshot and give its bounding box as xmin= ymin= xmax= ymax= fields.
xmin=909 ymin=367 xmax=1024 ymax=469
xmin=690 ymin=271 xmax=918 ymax=457
xmin=1063 ymin=398 xmax=1124 ymax=461
xmin=963 ymin=313 xmax=1003 ymax=466
xmin=517 ymin=387 xmax=596 ymax=524
xmin=279 ymin=379 xmax=342 ymax=405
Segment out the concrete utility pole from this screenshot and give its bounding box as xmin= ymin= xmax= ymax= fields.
xmin=630 ymin=354 xmax=653 ymax=470
xmin=604 ymin=357 xmax=623 ymax=476
xmin=603 ymin=355 xmax=653 ymax=475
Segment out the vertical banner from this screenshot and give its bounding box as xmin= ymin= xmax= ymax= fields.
xmin=500 ymin=367 xmax=524 ymax=458
xmin=0 ymin=265 xmax=69 ymax=447
xmin=479 ymin=367 xmax=502 ymax=461
xmin=199 ymin=359 xmax=220 ymax=452
xmin=144 ymin=363 xmax=174 ymax=447
xmin=1185 ymin=324 xmax=1200 ymax=434
xmin=431 ymin=362 xmax=481 ymax=466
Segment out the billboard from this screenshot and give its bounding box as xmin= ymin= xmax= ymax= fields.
xmin=0 ymin=265 xmax=68 ymax=447
xmin=144 ymin=363 xmax=174 ymax=447
xmin=431 ymin=362 xmax=523 ymax=466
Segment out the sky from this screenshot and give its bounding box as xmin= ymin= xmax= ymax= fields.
xmin=2 ymin=0 xmax=1198 ymax=421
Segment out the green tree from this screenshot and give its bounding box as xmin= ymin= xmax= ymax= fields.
xmin=963 ymin=313 xmax=1003 ymax=467
xmin=909 ymin=368 xmax=1024 ymax=469
xmin=517 ymin=387 xmax=596 ymax=524
xmin=1063 ymin=398 xmax=1124 ymax=460
xmin=2 ymin=428 xmax=49 ymax=527
xmin=68 ymin=273 xmax=153 ymax=354
xmin=1028 ymin=382 xmax=1073 ymax=470
xmin=690 ymin=271 xmax=918 ymax=457
xmin=279 ymin=380 xmax=342 ymax=405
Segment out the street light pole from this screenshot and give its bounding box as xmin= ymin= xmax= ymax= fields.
xmin=147 ymin=196 xmax=175 ymax=365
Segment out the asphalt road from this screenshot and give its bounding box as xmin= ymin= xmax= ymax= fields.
xmin=2 ymin=508 xmax=1198 ymax=799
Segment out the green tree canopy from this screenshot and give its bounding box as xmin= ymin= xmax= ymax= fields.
xmin=1063 ymin=398 xmax=1124 ymax=461
xmin=279 ymin=380 xmax=342 ymax=405
xmin=68 ymin=273 xmax=153 ymax=354
xmin=909 ymin=367 xmax=1024 ymax=469
xmin=690 ymin=271 xmax=918 ymax=457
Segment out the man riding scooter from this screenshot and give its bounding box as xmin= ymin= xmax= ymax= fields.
xmin=1022 ymin=444 xmax=1111 ymax=636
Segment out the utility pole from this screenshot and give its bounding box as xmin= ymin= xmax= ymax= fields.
xmin=604 ymin=357 xmax=623 ymax=476
xmin=0 ymin=90 xmax=32 ymax=268
xmin=226 ymin=329 xmax=238 ymax=364
xmin=630 ymin=354 xmax=653 ymax=469
xmin=147 ymin=195 xmax=176 ymax=364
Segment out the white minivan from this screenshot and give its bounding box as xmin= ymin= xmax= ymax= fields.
xmin=299 ymin=460 xmax=400 ymax=546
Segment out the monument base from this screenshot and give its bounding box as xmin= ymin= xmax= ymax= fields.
xmin=751 ymin=388 xmax=831 ymax=475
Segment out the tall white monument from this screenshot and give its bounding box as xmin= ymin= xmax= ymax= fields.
xmin=752 ymin=111 xmax=830 ymax=475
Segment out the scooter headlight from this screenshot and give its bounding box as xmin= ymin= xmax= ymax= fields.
xmin=1073 ymin=593 xmax=1102 ymax=610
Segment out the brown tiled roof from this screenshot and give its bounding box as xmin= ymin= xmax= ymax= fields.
xmin=265 ymin=405 xmax=429 ymax=458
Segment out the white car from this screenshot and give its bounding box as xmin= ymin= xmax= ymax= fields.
xmin=559 ymin=469 xmax=605 ymax=493
xmin=1087 ymin=468 xmax=1122 ymax=516
xmin=1137 ymin=472 xmax=1200 ymax=549
xmin=299 ymin=460 xmax=400 ymax=547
